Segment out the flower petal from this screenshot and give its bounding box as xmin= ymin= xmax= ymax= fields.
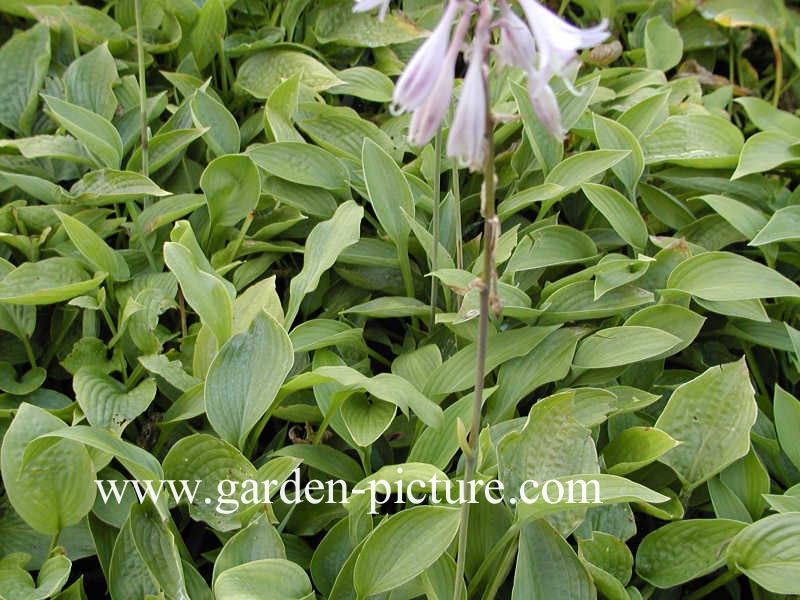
xmin=447 ymin=61 xmax=487 ymax=169
xmin=392 ymin=0 xmax=460 ymax=113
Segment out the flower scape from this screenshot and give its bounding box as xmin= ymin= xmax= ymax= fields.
xmin=0 ymin=0 xmax=799 ymax=599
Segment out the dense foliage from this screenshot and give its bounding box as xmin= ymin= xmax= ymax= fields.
xmin=1 ymin=0 xmax=800 ymax=598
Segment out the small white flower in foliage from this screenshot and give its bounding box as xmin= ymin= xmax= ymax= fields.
xmin=352 ymin=0 xmax=391 ymax=21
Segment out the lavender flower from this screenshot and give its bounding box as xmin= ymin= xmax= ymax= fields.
xmin=517 ymin=0 xmax=608 ymax=77
xmin=355 ymin=0 xmax=609 ymax=149
xmin=495 ymin=0 xmax=536 ymax=73
xmin=447 ymin=4 xmax=491 ymax=170
xmin=352 ymin=0 xmax=391 ymax=21
xmin=392 ymin=0 xmax=461 ymax=114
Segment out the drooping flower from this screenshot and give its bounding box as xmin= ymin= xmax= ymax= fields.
xmin=352 ymin=0 xmax=391 ymax=21
xmin=392 ymin=0 xmax=461 ymax=114
xmin=515 ymin=0 xmax=609 ymax=137
xmin=495 ymin=0 xmax=536 ymax=73
xmin=447 ymin=3 xmax=491 ymax=170
xmin=517 ymin=0 xmax=609 ymax=80
xmin=408 ymin=9 xmax=472 ymax=146
xmin=527 ymin=71 xmax=563 ymax=137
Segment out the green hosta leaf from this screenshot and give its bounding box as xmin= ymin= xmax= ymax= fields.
xmin=0 ymin=134 xmax=92 ymax=164
xmin=69 ymin=169 xmax=170 ymax=205
xmin=636 ymin=519 xmax=746 ymax=588
xmin=288 ymin=319 xmax=363 ymax=352
xmin=353 ymin=506 xmax=461 ymax=598
xmin=42 ymin=95 xmax=122 ymax=169
xmin=190 ymin=0 xmax=225 ymax=70
xmin=732 ymin=131 xmax=800 ymax=179
xmin=667 ymin=251 xmax=800 ymax=300
xmin=29 ymin=5 xmax=125 ymax=48
xmin=497 ymin=392 xmax=598 ymax=531
xmin=0 ymin=364 xmax=46 ymax=395
xmin=727 ymin=513 xmax=800 ymax=595
xmin=582 ymin=183 xmax=649 ymax=250
xmin=164 ymin=241 xmax=232 ymax=345
xmin=602 ymin=427 xmax=679 ymax=475
xmin=698 ymin=194 xmax=768 ymax=240
xmin=572 ymin=326 xmax=681 ymax=369
xmin=213 ymin=515 xmax=285 ymax=583
xmin=137 ymin=194 xmax=206 ymax=235
xmin=297 ymin=365 xmax=442 ymax=429
xmin=592 ymin=114 xmax=644 ymax=194
xmin=488 ymin=327 xmax=583 ymax=422
xmin=127 ymin=128 xmax=207 ymax=174
xmin=285 ymin=200 xmax=362 ymax=327
xmin=735 ymin=97 xmax=800 ymax=136
xmin=214 ymin=559 xmax=314 ymax=600
xmin=313 ymin=0 xmax=425 ymax=47
xmin=774 ymin=385 xmax=800 ymax=471
xmin=425 ymin=326 xmax=558 ymax=396
xmin=329 ymin=67 xmax=394 ymax=102
xmin=0 ymin=404 xmax=96 ymax=535
xmin=108 ymin=518 xmax=159 ymax=600
xmin=506 ymin=225 xmax=597 ymax=273
xmin=201 ymin=154 xmax=260 ymax=228
xmin=642 ymin=115 xmax=743 ymax=168
xmin=750 ymin=205 xmax=800 ymax=245
xmin=63 ymin=42 xmax=118 ymax=121
xmin=644 ymin=16 xmax=683 ymax=71
xmin=206 ymin=311 xmax=293 ymax=449
xmin=578 ymin=531 xmax=632 ymax=587
xmin=0 ymin=257 xmax=105 ymax=305
xmin=362 ymin=138 xmax=413 ymax=248
xmin=515 ymin=474 xmax=669 ymax=525
xmin=407 ymin=389 xmax=490 ymax=469
xmin=236 ymin=50 xmax=342 ymax=99
xmin=512 ymin=520 xmax=595 ymax=600
xmin=162 ymin=434 xmax=257 ymax=531
xmin=36 ymin=425 xmax=164 ymax=484
xmin=55 ymin=210 xmax=130 ymax=281
xmin=248 ymin=142 xmax=349 ymax=192
xmin=540 ymin=282 xmax=653 ymax=323
xmin=341 ymin=393 xmax=396 ymax=446
xmin=0 ymin=552 xmax=71 ymax=600
xmin=545 ymin=149 xmax=630 ymax=190
xmin=0 ymin=23 xmax=50 ymax=135
xmin=343 ymin=297 xmax=429 ymax=319
xmin=272 ymin=444 xmax=363 ymax=483
xmin=73 ymin=368 xmax=156 ymax=432
xmin=655 ymin=358 xmax=757 ymax=488
xmin=638 ymin=182 xmax=694 ymax=229
xmin=191 ymin=90 xmax=240 ymax=157
xmin=265 ymin=75 xmax=303 ymax=143
xmin=129 ymin=500 xmax=188 ymax=600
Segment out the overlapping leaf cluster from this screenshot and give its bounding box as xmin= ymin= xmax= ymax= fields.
xmin=0 ymin=0 xmax=800 ymax=598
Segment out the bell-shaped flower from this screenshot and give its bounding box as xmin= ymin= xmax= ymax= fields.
xmin=407 ymin=9 xmax=472 ymax=146
xmin=447 ymin=9 xmax=490 ymax=170
xmin=517 ymin=0 xmax=609 ymax=77
xmin=392 ymin=0 xmax=460 ymax=114
xmin=527 ymin=72 xmax=563 ymax=138
xmin=352 ymin=0 xmax=391 ymax=21
xmin=495 ymin=0 xmax=537 ymax=73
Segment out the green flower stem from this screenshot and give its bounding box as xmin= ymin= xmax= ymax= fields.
xmin=453 ymin=81 xmax=497 ymax=600
xmin=685 ymin=570 xmax=738 ymax=600
xmin=452 ymin=162 xmax=464 ymax=271
xmin=430 ymin=129 xmax=443 ymax=327
xmin=133 ymin=0 xmax=149 ymax=180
